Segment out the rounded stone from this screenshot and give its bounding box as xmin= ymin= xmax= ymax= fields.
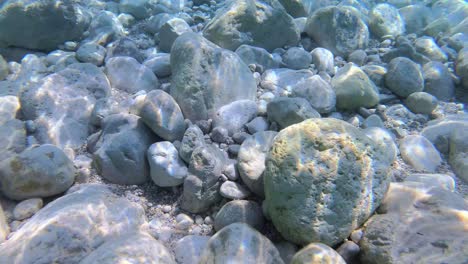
xmin=282 ymin=47 xmax=312 ymax=70
xmin=138 ymin=89 xmax=186 ymax=141
xmin=147 ymin=142 xmax=187 ymax=187
xmin=404 ymin=92 xmax=438 ymax=114
xmin=305 ymin=6 xmax=369 ymax=57
xmin=291 ymin=243 xmax=346 ymax=264
xmin=219 ymin=181 xmax=251 ymax=200
xmin=331 ymin=63 xmax=380 ymax=110
xmin=385 ymin=57 xmax=424 ymax=98
xmin=399 ymin=135 xmax=442 ymax=172
xmin=76 ymin=43 xmax=106 ymax=66
xmin=13 ymin=198 xmax=43 ymax=221
xmin=214 ymin=200 xmax=264 ymax=231
xmin=0 ymin=144 xmax=76 ymax=200
xmin=265 ymin=118 xmax=392 ymax=246
xmin=198 ymin=223 xmax=284 ymax=264
xmin=105 ymin=56 xmax=159 ymax=93
xmin=369 ymin=4 xmax=405 ymax=38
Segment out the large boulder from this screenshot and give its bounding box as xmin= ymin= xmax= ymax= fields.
xmin=0 ymin=0 xmax=90 ymax=51
xmin=170 ymin=33 xmax=256 ymax=122
xmin=264 ymin=118 xmax=393 ymax=246
xmin=0 ymin=184 xmax=148 ymax=263
xmin=305 ymin=6 xmax=369 ymax=57
xmin=0 ymin=144 xmax=76 ymax=200
xmin=92 ymin=114 xmax=157 ymax=185
xmin=198 ymin=223 xmax=284 ymax=264
xmin=360 ymin=181 xmax=468 ymax=263
xmin=331 ymin=63 xmax=379 ymax=110
xmin=20 ymin=63 xmax=111 ymax=150
xmin=202 ymin=0 xmax=300 ymax=51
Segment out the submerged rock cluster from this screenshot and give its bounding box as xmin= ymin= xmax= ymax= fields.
xmin=0 ymin=0 xmax=467 ymax=263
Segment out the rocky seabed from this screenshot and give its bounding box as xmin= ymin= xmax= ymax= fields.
xmin=0 ymin=0 xmax=468 ymax=263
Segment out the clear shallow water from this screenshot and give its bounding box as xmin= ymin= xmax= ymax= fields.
xmin=0 ymin=0 xmax=467 ymax=263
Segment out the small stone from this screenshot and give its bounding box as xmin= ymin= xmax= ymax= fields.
xmin=204 ymin=216 xmax=213 ymax=225
xmin=336 ymin=241 xmax=360 ymax=263
xmin=176 ymin=214 xmax=194 ymax=230
xmin=211 ymin=126 xmax=229 ymax=143
xmin=310 ymin=47 xmax=335 ymax=75
xmin=363 ymin=114 xmax=384 ymax=128
xmin=195 ymin=215 xmax=204 ymax=225
xmin=76 ymin=43 xmax=106 ymax=66
xmin=232 ymin=132 xmax=249 ymax=145
xmin=245 ymin=116 xmax=269 ymax=134
xmin=350 ymin=229 xmax=363 ymax=244
xmin=148 ymin=141 xmax=188 ymax=187
xmin=282 ymin=47 xmax=312 ymax=70
xmin=405 ymin=92 xmax=438 ymax=114
xmin=348 ymin=49 xmax=367 ymax=66
xmin=13 ymin=198 xmax=43 ymax=221
xmin=227 ymin=144 xmax=241 ymax=156
xmin=222 ymin=161 xmax=239 ymax=181
xmin=220 ymin=181 xmax=251 ymax=200
xmin=162 ymin=205 xmax=172 ymax=213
